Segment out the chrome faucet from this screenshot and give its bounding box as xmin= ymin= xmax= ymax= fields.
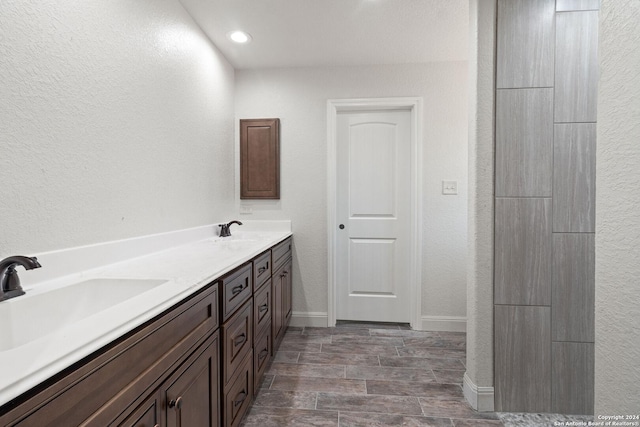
xmin=0 ymin=256 xmax=41 ymax=302
xmin=218 ymin=220 xmax=243 ymax=237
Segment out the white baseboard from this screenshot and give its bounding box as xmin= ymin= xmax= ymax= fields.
xmin=463 ymin=372 xmax=494 ymax=412
xmin=290 ymin=312 xmax=328 ymax=327
xmin=420 ymin=315 xmax=467 ymax=332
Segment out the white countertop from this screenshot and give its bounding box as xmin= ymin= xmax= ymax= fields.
xmin=0 ymin=224 xmax=291 ymax=407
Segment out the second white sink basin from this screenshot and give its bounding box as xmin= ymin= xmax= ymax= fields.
xmin=0 ymin=278 xmax=168 ymax=351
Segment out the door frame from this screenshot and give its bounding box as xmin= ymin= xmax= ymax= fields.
xmin=327 ymin=97 xmax=423 ymax=329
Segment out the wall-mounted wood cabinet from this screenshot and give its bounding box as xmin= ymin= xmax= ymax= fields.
xmin=240 ymin=118 xmax=280 ymax=199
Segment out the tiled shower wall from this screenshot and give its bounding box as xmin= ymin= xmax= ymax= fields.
xmin=494 ymin=0 xmax=598 ymax=415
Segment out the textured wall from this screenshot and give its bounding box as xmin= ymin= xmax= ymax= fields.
xmin=0 ymin=0 xmax=235 ymax=256
xmin=595 ymin=0 xmax=640 ymax=415
xmin=465 ymin=0 xmax=496 ymax=409
xmin=235 ymin=63 xmax=469 ymax=324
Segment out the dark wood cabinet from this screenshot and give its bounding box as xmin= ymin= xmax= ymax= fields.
xmin=0 ymin=236 xmax=294 ymax=427
xmin=0 ymin=286 xmax=220 ymax=427
xmin=240 ymin=118 xmax=280 ymax=199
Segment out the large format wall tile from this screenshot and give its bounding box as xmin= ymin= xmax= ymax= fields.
xmin=553 ymin=124 xmax=596 ymax=232
xmin=555 ymin=11 xmax=599 ymax=122
xmin=552 ymin=342 xmax=594 ymax=414
xmin=495 ymin=305 xmax=551 ymax=412
xmin=495 ymin=198 xmax=552 ymax=305
xmin=497 ymin=0 xmax=555 ymax=88
xmin=496 ymin=89 xmax=554 ymax=196
xmin=552 ymin=234 xmax=595 ymax=342
xmin=556 ymin=0 xmax=600 ymax=11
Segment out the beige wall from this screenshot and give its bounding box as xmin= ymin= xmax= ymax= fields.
xmin=235 ymin=63 xmax=469 ymax=329
xmin=465 ymin=0 xmax=496 ymax=411
xmin=595 ymin=0 xmax=640 ymax=416
xmin=0 ymin=0 xmax=236 ymax=256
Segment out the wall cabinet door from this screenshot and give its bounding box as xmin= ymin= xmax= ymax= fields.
xmin=240 ymin=118 xmax=280 ymax=199
xmin=164 ymin=332 xmax=220 ymax=427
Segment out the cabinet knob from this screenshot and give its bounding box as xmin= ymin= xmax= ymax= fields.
xmin=339 ymin=224 xmax=345 ymax=229
xmin=259 ymin=303 xmax=269 ymax=313
xmin=259 ymin=349 xmax=269 ymax=360
xmin=231 ymin=284 xmax=244 ymax=295
xmin=168 ymin=396 xmax=183 ymax=410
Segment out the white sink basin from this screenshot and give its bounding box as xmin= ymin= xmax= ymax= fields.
xmin=0 ymin=278 xmax=168 ymax=351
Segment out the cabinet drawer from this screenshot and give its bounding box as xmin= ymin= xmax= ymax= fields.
xmin=221 ymin=263 xmax=253 ymax=322
xmin=252 ymin=250 xmax=271 ymax=292
xmin=222 ymin=351 xmax=253 ymax=427
xmin=253 ymin=279 xmax=272 ymax=337
xmin=253 ymin=328 xmax=272 ymax=396
xmin=272 ymin=237 xmax=292 ymax=272
xmin=222 ymin=301 xmax=252 ymax=387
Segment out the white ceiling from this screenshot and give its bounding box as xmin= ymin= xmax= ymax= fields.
xmin=179 ymin=0 xmax=469 ymax=69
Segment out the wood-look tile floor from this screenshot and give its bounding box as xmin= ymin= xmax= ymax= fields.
xmin=240 ymin=322 xmax=504 ymax=427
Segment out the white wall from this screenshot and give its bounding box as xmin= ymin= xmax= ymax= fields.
xmin=465 ymin=0 xmax=496 ymax=411
xmin=0 ymin=0 xmax=235 ymax=257
xmin=595 ymin=0 xmax=640 ymax=415
xmin=235 ymin=63 xmax=469 ymax=328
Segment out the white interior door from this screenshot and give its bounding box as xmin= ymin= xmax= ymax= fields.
xmin=336 ymin=109 xmax=412 ymax=322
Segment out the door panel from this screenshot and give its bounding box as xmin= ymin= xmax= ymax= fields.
xmin=349 ymin=123 xmax=397 ymax=216
xmin=336 ymin=110 xmax=411 ymax=322
xmin=349 ymin=239 xmax=395 ymax=295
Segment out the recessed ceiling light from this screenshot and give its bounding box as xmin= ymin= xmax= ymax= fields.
xmin=227 ymin=31 xmax=252 ymax=44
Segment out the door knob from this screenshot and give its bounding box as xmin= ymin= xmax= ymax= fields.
xmin=339 ymin=224 xmax=345 ymax=229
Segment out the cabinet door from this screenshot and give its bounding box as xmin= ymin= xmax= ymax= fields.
xmin=271 ymin=269 xmax=284 ymax=353
xmin=283 ymin=258 xmax=292 ymax=327
xmin=164 ymin=331 xmax=220 ymax=427
xmin=116 ymin=390 xmax=161 ymax=427
xmin=240 ymin=118 xmax=280 ymax=199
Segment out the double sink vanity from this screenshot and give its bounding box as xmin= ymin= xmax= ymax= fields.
xmin=0 ymin=222 xmax=293 ymax=426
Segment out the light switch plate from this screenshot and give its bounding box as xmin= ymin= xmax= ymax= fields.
xmin=442 ymin=180 xmax=458 ymax=195
xmin=240 ymin=205 xmax=253 ymax=214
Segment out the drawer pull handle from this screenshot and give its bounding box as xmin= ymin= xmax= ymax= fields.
xmin=233 ymin=333 xmax=247 ymax=346
xmin=259 ymin=349 xmax=269 ymax=360
xmin=168 ymin=396 xmax=183 ymax=410
xmin=233 ymin=390 xmax=247 ymax=407
xmin=259 ymin=303 xmax=268 ymax=313
xmin=231 ymin=284 xmax=244 ymax=295
xmin=258 ymin=263 xmax=268 ymax=274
